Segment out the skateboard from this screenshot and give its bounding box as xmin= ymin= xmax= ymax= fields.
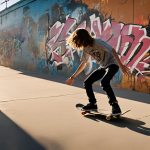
xmin=76 ymin=103 xmax=131 ymax=120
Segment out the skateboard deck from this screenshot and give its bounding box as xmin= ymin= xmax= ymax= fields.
xmin=76 ymin=103 xmax=131 ymax=120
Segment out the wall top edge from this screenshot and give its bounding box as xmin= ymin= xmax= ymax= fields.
xmin=0 ymin=0 xmax=37 ymax=17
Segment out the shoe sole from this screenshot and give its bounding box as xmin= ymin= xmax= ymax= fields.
xmin=111 ymin=112 xmax=122 ymax=115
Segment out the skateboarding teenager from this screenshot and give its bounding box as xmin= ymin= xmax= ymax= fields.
xmin=65 ymin=28 xmax=130 ymax=114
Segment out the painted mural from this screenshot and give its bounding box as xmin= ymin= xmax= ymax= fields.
xmin=0 ymin=0 xmax=150 ymax=94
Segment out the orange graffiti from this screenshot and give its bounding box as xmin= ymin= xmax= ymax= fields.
xmin=101 ymin=0 xmax=108 ymax=3
xmin=75 ymin=0 xmax=81 ymax=2
xmin=82 ymin=0 xmax=108 ymax=6
xmin=115 ymin=74 xmax=150 ymax=94
xmin=134 ymin=15 xmax=149 ymax=26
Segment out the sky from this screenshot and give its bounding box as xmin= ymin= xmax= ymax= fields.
xmin=0 ymin=0 xmax=20 ymax=11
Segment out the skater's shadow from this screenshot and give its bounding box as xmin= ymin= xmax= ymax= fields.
xmin=84 ymin=114 xmax=150 ymax=136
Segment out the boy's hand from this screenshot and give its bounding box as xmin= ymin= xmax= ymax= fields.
xmin=111 ymin=49 xmax=130 ymax=75
xmin=65 ymin=78 xmax=74 ymax=85
xmin=120 ymin=64 xmax=130 ymax=76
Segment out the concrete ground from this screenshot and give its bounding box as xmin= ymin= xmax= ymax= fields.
xmin=0 ymin=66 xmax=150 ymax=150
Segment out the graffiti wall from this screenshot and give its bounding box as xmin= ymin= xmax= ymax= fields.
xmin=0 ymin=0 xmax=150 ymax=94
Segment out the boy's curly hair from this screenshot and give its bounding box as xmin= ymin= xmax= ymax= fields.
xmin=67 ymin=28 xmax=94 ymax=50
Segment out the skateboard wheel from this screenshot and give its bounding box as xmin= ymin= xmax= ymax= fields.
xmin=81 ymin=112 xmax=86 ymax=115
xmin=106 ymin=116 xmax=111 ymax=120
xmin=117 ymin=115 xmax=121 ymax=119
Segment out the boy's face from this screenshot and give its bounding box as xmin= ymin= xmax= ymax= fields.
xmin=76 ymin=38 xmax=84 ymax=48
xmin=76 ymin=39 xmax=80 ymax=46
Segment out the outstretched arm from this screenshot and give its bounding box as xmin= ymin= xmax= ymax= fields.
xmin=65 ymin=62 xmax=86 ymax=85
xmin=111 ymin=49 xmax=130 ymax=75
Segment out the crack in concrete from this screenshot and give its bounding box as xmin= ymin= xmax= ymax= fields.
xmin=136 ymin=115 xmax=150 ymax=120
xmin=0 ymin=92 xmax=83 ymax=103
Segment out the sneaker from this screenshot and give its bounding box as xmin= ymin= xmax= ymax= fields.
xmin=82 ymin=103 xmax=97 ymax=110
xmin=112 ymin=102 xmax=121 ymax=114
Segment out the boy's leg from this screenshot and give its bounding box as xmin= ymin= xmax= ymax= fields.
xmin=101 ymin=64 xmax=121 ymax=113
xmin=83 ymin=67 xmax=106 ymax=109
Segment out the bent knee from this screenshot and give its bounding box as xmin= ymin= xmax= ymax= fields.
xmin=101 ymin=79 xmax=110 ymax=88
xmin=83 ymin=80 xmax=93 ymax=88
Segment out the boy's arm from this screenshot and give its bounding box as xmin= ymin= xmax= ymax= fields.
xmin=65 ymin=62 xmax=86 ymax=85
xmin=111 ymin=49 xmax=130 ymax=75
